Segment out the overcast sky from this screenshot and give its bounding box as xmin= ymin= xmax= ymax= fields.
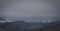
xmin=0 ymin=0 xmax=60 ymax=17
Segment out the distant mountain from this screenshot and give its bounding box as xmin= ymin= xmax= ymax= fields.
xmin=0 ymin=15 xmax=60 ymax=31
xmin=1 ymin=21 xmax=60 ymax=31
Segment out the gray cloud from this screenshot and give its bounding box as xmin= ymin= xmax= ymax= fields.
xmin=0 ymin=0 xmax=60 ymax=17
